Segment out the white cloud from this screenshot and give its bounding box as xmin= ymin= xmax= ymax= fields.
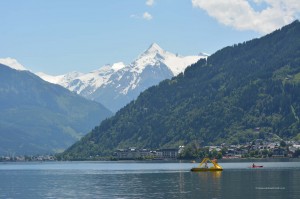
xmin=143 ymin=12 xmax=153 ymax=20
xmin=131 ymin=1 xmax=154 ymax=21
xmin=192 ymin=0 xmax=300 ymax=34
xmin=146 ymin=0 xmax=154 ymax=6
xmin=130 ymin=12 xmax=153 ymax=21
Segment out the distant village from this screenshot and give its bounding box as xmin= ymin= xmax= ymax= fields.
xmin=1 ymin=139 xmax=300 ymax=162
xmin=113 ymin=147 xmax=183 ymax=160
xmin=0 ymin=155 xmax=56 ymax=162
xmin=112 ymin=140 xmax=300 ymax=160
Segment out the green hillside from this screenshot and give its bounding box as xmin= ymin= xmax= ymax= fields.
xmin=61 ymin=20 xmax=300 ymax=159
xmin=0 ymin=65 xmax=112 ymax=155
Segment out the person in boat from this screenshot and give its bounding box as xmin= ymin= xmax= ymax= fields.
xmin=252 ymin=163 xmax=255 ymax=167
xmin=212 ymin=158 xmax=218 ymax=166
xmin=204 ymin=162 xmax=208 ymax=168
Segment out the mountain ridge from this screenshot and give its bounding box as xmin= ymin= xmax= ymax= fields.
xmin=0 ymin=57 xmax=27 ymax=71
xmin=37 ymin=43 xmax=207 ymax=112
xmin=0 ymin=64 xmax=112 ymax=155
xmin=60 ymin=20 xmax=300 ymax=159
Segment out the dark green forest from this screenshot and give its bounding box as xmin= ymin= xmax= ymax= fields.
xmin=61 ymin=20 xmax=300 ymax=160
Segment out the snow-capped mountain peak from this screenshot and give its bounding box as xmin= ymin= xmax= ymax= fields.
xmin=132 ymin=43 xmax=171 ymax=73
xmin=36 ymin=71 xmax=83 ymax=85
xmin=144 ymin=43 xmax=165 ymax=55
xmin=36 ymin=43 xmax=208 ymax=112
xmin=111 ymin=62 xmax=126 ymax=71
xmin=134 ymin=43 xmax=206 ymax=76
xmin=0 ymin=57 xmax=27 ymax=71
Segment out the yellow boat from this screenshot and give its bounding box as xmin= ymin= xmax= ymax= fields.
xmin=191 ymin=158 xmax=223 ymax=172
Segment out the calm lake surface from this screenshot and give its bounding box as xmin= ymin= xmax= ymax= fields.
xmin=0 ymin=161 xmax=300 ymax=199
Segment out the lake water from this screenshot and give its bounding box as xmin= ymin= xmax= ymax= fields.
xmin=0 ymin=161 xmax=300 ymax=199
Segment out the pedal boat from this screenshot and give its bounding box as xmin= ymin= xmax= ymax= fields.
xmin=191 ymin=158 xmax=223 ymax=172
xmin=191 ymin=167 xmax=223 ymax=172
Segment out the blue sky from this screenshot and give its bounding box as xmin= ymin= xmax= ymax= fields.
xmin=0 ymin=0 xmax=299 ymax=75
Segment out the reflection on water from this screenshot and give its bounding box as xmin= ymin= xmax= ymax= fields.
xmin=0 ymin=161 xmax=299 ymax=199
xmin=191 ymin=171 xmax=222 ymax=199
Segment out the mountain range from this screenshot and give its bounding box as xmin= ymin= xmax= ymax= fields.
xmin=0 ymin=64 xmax=112 ymax=155
xmin=37 ymin=43 xmax=206 ymax=112
xmin=60 ymin=20 xmax=300 ymax=160
xmin=0 ymin=44 xmax=204 ymax=155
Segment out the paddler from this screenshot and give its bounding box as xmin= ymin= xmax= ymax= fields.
xmin=205 ymin=162 xmax=208 ymax=168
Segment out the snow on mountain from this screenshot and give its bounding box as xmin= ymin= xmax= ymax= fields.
xmin=0 ymin=57 xmax=27 ymax=71
xmin=137 ymin=43 xmax=202 ymax=76
xmin=37 ymin=43 xmax=208 ymax=112
xmin=111 ymin=62 xmax=126 ymax=71
xmin=35 ymin=72 xmax=64 ymax=84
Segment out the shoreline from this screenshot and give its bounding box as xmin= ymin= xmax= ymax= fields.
xmin=1 ymin=157 xmax=300 ymax=163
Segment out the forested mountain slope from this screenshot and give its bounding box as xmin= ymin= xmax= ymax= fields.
xmin=0 ymin=65 xmax=112 ymax=155
xmin=62 ymin=21 xmax=300 ymax=159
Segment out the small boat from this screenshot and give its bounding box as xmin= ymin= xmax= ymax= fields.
xmin=191 ymin=158 xmax=223 ymax=172
xmin=250 ymin=164 xmax=263 ymax=168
